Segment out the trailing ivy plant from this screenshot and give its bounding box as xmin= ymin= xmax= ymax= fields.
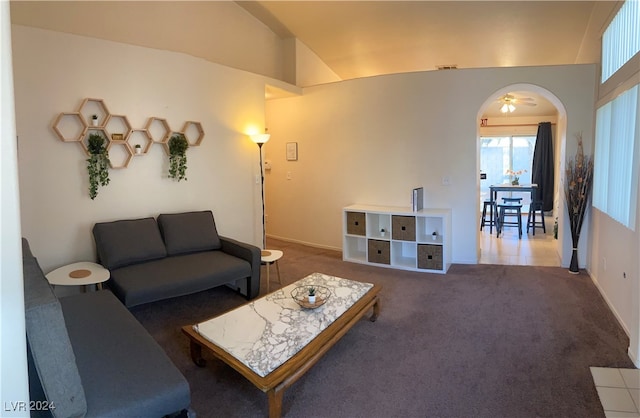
xmin=168 ymin=133 xmax=188 ymax=181
xmin=86 ymin=133 xmax=110 ymax=200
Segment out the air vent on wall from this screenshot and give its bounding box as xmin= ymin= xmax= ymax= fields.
xmin=436 ymin=64 xmax=458 ymax=70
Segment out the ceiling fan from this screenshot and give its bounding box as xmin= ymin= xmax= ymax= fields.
xmin=497 ymin=93 xmax=537 ymax=113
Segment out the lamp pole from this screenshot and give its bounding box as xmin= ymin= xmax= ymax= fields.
xmin=257 ymin=142 xmax=266 ymax=250
xmin=251 ymin=132 xmax=270 ymax=250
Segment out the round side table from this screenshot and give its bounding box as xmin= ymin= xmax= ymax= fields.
xmin=261 ymin=249 xmax=283 ymax=292
xmin=45 ymin=262 xmax=110 ymax=291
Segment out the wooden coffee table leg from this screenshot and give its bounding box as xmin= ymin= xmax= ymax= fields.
xmin=267 ymin=386 xmax=285 ymax=418
xmin=370 ymin=297 xmax=380 ymax=322
xmin=189 ymin=339 xmax=207 ymax=367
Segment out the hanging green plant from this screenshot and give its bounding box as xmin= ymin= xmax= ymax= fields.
xmin=86 ymin=133 xmax=110 ymax=200
xmin=168 ymin=133 xmax=188 ymax=181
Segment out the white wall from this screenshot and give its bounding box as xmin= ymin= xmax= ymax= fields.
xmin=293 ymin=38 xmax=342 ymax=87
xmin=12 ymin=25 xmax=268 ymax=272
xmin=1 ymin=3 xmax=29 ymax=415
xmin=590 ymin=55 xmax=640 ymax=365
xmin=265 ymin=64 xmax=597 ymax=266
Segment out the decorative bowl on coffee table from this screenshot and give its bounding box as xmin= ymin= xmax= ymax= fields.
xmin=291 ymin=285 xmax=331 ymax=309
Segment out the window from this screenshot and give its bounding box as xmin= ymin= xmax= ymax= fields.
xmin=601 ymin=0 xmax=640 ymax=83
xmin=593 ymin=85 xmax=640 ymax=230
xmin=480 ymin=136 xmax=535 ymax=207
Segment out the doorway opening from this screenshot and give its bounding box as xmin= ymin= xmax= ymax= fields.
xmin=477 ymin=85 xmax=565 ymax=266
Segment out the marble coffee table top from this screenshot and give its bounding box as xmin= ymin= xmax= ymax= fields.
xmin=194 ymin=272 xmax=374 ymax=377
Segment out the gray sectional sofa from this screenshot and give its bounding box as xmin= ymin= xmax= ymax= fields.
xmin=23 ymin=238 xmax=191 ymax=418
xmin=92 ymin=210 xmax=261 ymax=307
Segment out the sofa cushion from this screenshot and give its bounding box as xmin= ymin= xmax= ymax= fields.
xmin=157 ymin=210 xmax=222 ymax=256
xmin=22 ymin=239 xmax=88 ymax=418
xmin=109 ymin=251 xmax=251 ymax=307
xmin=93 ymin=217 xmax=167 ymax=270
xmin=60 ymin=290 xmax=190 ymax=417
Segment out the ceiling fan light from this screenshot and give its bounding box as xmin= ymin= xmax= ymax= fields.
xmin=501 ymin=103 xmax=509 ymax=113
xmin=508 ymin=104 xmax=516 ymax=112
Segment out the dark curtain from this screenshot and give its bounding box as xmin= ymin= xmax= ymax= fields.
xmin=531 ymin=122 xmax=554 ymax=211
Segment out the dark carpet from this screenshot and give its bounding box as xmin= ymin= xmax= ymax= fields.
xmin=130 ymin=239 xmax=633 ymax=418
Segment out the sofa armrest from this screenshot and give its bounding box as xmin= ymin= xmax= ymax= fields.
xmin=220 ymin=236 xmax=261 ymax=299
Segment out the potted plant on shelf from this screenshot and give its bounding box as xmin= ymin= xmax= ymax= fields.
xmin=134 ymin=144 xmax=142 ymax=155
xmin=86 ymin=133 xmax=110 ymax=200
xmin=432 ymin=231 xmax=438 ymax=241
xmin=380 ymin=228 xmax=386 ymax=237
xmin=168 ymin=133 xmax=188 ymax=181
xmin=307 ymin=287 xmax=316 ymax=303
xmin=91 ymin=114 xmax=98 ymax=126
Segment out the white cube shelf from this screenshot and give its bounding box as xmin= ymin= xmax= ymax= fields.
xmin=343 ymin=204 xmax=451 ymax=274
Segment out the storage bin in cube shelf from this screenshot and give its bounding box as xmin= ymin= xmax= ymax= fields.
xmin=418 ymin=244 xmax=443 ymax=270
xmin=346 ymin=212 xmax=366 ymax=236
xmin=392 ymin=216 xmax=416 ymax=241
xmin=368 ymin=239 xmax=390 ymax=265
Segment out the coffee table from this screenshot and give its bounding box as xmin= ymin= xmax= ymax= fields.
xmin=182 ymin=272 xmax=380 ymax=418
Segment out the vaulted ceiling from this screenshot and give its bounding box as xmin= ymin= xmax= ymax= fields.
xmin=239 ymin=1 xmax=618 ymax=80
xmin=239 ymin=1 xmax=620 ymax=115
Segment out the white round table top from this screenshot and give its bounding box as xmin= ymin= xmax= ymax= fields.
xmin=261 ymin=249 xmax=283 ymax=263
xmin=45 ymin=261 xmax=110 ymax=286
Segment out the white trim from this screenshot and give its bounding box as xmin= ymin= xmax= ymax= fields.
xmin=266 ymin=234 xmax=341 ymax=253
xmin=588 ymin=268 xmax=636 ymax=365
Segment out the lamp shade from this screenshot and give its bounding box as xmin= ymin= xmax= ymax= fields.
xmin=250 ymin=133 xmax=271 ymax=144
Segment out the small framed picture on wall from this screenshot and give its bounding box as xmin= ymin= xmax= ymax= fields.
xmin=286 ymin=142 xmax=298 ymax=161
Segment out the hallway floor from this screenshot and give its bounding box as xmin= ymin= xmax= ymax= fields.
xmin=479 ymin=214 xmax=560 ymax=267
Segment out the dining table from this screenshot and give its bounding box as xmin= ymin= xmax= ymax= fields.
xmin=488 ymin=183 xmax=539 ymax=235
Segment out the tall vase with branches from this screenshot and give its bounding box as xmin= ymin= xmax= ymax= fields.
xmin=564 ymin=132 xmax=594 ymax=274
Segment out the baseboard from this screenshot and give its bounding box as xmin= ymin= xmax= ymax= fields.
xmin=266 ymin=234 xmax=341 ymax=253
xmin=588 ymin=268 xmax=635 ymax=365
xmin=628 ymin=347 xmax=640 ymax=368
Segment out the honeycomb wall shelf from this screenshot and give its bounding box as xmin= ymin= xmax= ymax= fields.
xmin=53 ymin=112 xmax=86 ymax=143
xmin=182 ymin=121 xmax=205 ymax=146
xmin=106 ymin=140 xmax=133 ymax=169
xmin=164 ymin=132 xmax=188 ymax=156
xmin=81 ymin=128 xmax=110 ymax=156
xmin=54 ymin=98 xmax=205 ymax=171
xmin=79 ymin=98 xmax=109 ymax=128
xmin=105 ymin=114 xmax=133 ymax=142
xmin=145 ymin=117 xmax=171 ymax=144
xmin=128 ymin=129 xmax=153 ymax=156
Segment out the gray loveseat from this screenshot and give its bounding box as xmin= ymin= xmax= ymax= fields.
xmin=92 ymin=210 xmax=261 ymax=307
xmin=23 ymin=238 xmax=191 ymax=417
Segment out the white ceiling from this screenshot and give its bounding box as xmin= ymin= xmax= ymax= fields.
xmin=239 ymin=1 xmax=620 ymax=116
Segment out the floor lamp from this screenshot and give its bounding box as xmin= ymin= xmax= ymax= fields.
xmin=251 ymin=133 xmax=270 ymax=250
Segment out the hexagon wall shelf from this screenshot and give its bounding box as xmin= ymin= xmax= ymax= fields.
xmin=145 ymin=117 xmax=171 ymax=144
xmin=128 ymin=129 xmax=153 ymax=156
xmin=163 ymin=132 xmax=189 ymax=156
xmin=53 ymin=98 xmax=205 ymax=174
xmin=53 ymin=112 xmax=86 ymax=142
xmin=105 ymin=114 xmax=133 ymax=142
xmin=81 ymin=128 xmax=110 ymax=156
xmin=106 ymin=141 xmax=133 ymax=169
xmin=79 ymin=98 xmax=109 ymax=127
xmin=182 ymin=121 xmax=205 ymax=146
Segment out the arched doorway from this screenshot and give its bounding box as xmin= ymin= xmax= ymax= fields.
xmin=476 ymin=83 xmax=567 ymax=266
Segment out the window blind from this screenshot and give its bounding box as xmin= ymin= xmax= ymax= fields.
xmin=601 ymin=0 xmax=640 ymax=83
xmin=593 ymin=85 xmax=640 ymax=230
